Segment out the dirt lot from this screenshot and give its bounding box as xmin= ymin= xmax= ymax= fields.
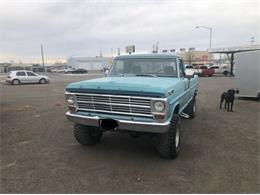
xmin=1 ymin=74 xmax=259 ymax=193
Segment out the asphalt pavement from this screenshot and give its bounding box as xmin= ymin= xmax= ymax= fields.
xmin=1 ymin=74 xmax=259 ymax=193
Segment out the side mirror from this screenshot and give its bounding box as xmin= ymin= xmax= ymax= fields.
xmin=185 ymin=69 xmax=195 ymax=79
xmin=105 ymin=70 xmax=109 ymax=76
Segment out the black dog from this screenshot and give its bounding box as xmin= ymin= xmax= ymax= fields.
xmin=220 ymin=89 xmax=236 ymax=112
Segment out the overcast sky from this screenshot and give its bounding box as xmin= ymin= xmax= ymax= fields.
xmin=0 ymin=0 xmax=259 ymax=63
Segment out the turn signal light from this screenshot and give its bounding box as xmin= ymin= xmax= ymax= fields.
xmin=153 ymin=114 xmax=165 ymax=121
xmin=68 ymin=106 xmax=76 ymax=113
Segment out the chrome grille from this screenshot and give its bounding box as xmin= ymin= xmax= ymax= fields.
xmin=75 ymin=94 xmax=152 ymax=117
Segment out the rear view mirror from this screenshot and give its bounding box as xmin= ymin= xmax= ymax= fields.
xmin=185 ymin=69 xmax=195 ymax=79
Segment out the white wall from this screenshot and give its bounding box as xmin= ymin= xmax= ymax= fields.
xmin=67 ymin=57 xmax=110 ymax=70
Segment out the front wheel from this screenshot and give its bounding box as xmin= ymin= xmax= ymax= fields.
xmin=12 ymin=79 xmax=20 ymax=85
xmin=39 ymin=78 xmax=47 ymax=84
xmin=74 ymin=124 xmax=103 ymax=145
xmin=156 ymin=114 xmax=181 ymax=159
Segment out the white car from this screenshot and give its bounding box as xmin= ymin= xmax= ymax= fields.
xmin=185 ymin=65 xmax=194 ymax=69
xmin=209 ymin=65 xmax=229 ymax=75
xmin=6 ymin=70 xmax=50 ymax=85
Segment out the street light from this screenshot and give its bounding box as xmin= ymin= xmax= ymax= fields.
xmin=195 ymin=26 xmax=212 ymax=50
xmin=196 ymin=26 xmax=213 ymax=63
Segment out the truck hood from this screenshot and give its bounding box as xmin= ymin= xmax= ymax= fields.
xmin=66 ymin=76 xmax=180 ymax=98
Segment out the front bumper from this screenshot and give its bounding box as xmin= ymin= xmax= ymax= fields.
xmin=65 ymin=111 xmax=170 ymax=133
xmin=5 ymin=79 xmax=12 ymax=83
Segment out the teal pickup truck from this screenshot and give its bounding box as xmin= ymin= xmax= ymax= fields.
xmin=65 ymin=53 xmax=198 ymax=159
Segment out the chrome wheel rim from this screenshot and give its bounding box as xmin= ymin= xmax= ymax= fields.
xmin=40 ymin=79 xmax=45 ymax=84
xmin=193 ymin=100 xmax=196 ymax=113
xmin=175 ymin=125 xmax=180 ymax=148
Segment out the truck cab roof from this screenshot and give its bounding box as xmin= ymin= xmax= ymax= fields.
xmin=115 ymin=53 xmax=181 ymax=59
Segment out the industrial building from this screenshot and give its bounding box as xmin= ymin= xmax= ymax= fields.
xmin=67 ymin=56 xmax=113 ymax=70
xmin=177 ymin=48 xmax=212 ymax=66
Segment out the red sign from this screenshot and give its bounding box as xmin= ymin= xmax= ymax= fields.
xmin=202 ymin=55 xmax=208 ymax=60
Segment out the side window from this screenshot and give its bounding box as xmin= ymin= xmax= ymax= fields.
xmin=178 ymin=59 xmax=185 ymax=77
xmin=16 ymin=72 xmax=26 ymax=76
xmin=27 ymin=72 xmax=36 ymax=76
xmin=115 ymin=60 xmax=124 ymax=74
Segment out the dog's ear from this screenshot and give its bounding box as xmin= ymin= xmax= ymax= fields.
xmin=230 ymin=89 xmax=236 ymax=95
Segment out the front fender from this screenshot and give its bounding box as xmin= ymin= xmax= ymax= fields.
xmin=167 ymin=101 xmax=180 ymax=121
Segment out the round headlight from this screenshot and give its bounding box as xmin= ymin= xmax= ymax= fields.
xmin=66 ymin=95 xmax=75 ymax=105
xmin=153 ymin=101 xmax=165 ymax=112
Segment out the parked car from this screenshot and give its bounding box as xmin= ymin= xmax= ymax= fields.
xmin=65 ymin=53 xmax=199 ymax=159
xmin=70 ymin=68 xmax=88 ymax=74
xmin=209 ymin=65 xmax=229 ymax=75
xmin=193 ymin=66 xmax=203 ymax=76
xmin=185 ymin=65 xmax=194 ymax=69
xmin=193 ymin=65 xmax=214 ymax=77
xmin=200 ymin=65 xmax=215 ymax=77
xmin=64 ymin=68 xmax=75 ymax=74
xmin=6 ymin=70 xmax=50 ymax=85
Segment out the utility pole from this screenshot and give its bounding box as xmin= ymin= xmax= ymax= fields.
xmin=156 ymin=41 xmax=159 ymax=53
xmin=41 ymin=44 xmax=45 ymax=72
xmin=195 ymin=26 xmax=213 ymax=63
xmin=208 ymin=27 xmax=212 ymax=49
xmin=250 ymin=37 xmax=255 ymax=45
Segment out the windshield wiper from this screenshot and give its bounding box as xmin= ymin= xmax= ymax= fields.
xmin=136 ymin=74 xmax=157 ymax=77
xmin=117 ymin=73 xmax=136 ymax=77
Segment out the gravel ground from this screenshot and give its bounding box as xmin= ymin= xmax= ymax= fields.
xmin=1 ymin=74 xmax=259 ymax=193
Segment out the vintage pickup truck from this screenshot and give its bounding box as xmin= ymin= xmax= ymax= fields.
xmin=65 ymin=53 xmax=199 ymax=159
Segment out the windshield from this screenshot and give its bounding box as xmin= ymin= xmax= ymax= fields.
xmin=109 ymin=58 xmax=178 ymax=77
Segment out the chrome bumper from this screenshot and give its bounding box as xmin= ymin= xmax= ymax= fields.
xmin=65 ymin=112 xmax=170 ymax=133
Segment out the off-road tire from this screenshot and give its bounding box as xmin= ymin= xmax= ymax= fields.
xmin=183 ymin=96 xmax=196 ymax=119
xmin=129 ymin=133 xmax=141 ymax=138
xmin=74 ymin=124 xmax=103 ymax=145
xmin=12 ymin=79 xmax=20 ymax=85
xmin=156 ymin=114 xmax=181 ymax=159
xmin=39 ymin=78 xmax=46 ymax=84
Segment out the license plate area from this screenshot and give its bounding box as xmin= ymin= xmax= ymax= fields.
xmin=99 ymin=119 xmax=119 ymax=130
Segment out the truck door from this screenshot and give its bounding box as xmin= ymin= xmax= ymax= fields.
xmin=178 ymin=59 xmax=190 ymax=107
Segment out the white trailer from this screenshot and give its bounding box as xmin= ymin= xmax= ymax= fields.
xmin=234 ymin=50 xmax=260 ymax=99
